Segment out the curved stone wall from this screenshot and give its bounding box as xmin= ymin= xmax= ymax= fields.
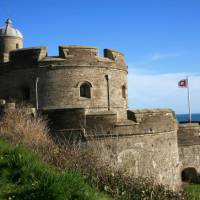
xmin=179 ymin=145 xmax=200 ymax=177
xmin=83 ymin=109 xmax=181 ymax=190
xmin=88 ymin=129 xmax=181 ymax=190
xmin=37 ymin=66 xmax=127 ymax=120
xmin=0 ymin=46 xmax=128 ymax=121
xmin=0 ymin=36 xmax=23 ymax=63
xmin=178 ymin=123 xmax=200 ymax=180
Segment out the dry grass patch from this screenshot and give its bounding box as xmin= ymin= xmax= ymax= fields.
xmin=0 ymin=104 xmax=53 ymax=156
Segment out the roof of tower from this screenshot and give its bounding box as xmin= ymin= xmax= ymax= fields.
xmin=0 ymin=19 xmax=23 ymax=38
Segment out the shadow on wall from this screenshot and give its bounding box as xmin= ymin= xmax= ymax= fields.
xmin=181 ymin=167 xmax=200 ymax=183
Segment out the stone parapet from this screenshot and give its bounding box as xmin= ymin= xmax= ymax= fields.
xmin=178 ymin=123 xmax=200 ymax=146
xmin=9 ymin=47 xmax=47 ymax=65
xmin=127 ymin=109 xmax=177 ymax=133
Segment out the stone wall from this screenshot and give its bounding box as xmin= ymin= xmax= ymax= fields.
xmin=9 ymin=47 xmax=47 ymax=65
xmin=179 ymin=145 xmax=200 ymax=180
xmin=37 ymin=66 xmax=127 ymax=121
xmin=86 ymin=111 xmax=117 ymax=134
xmin=0 ymin=36 xmax=23 ymax=63
xmin=178 ymin=123 xmax=200 ymax=146
xmin=0 ymin=67 xmax=36 ymax=103
xmin=178 ymin=123 xmax=200 ymax=181
xmin=42 ymin=107 xmax=86 ymax=130
xmin=126 ymin=109 xmax=177 ymax=134
xmin=48 ymin=108 xmax=181 ymax=190
xmin=87 ymin=129 xmax=181 ymax=191
xmin=86 ymin=109 xmax=181 ymax=190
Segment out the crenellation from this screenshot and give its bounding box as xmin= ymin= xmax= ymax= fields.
xmin=59 ymin=45 xmax=99 ymax=59
xmin=104 ymin=48 xmax=127 ymax=67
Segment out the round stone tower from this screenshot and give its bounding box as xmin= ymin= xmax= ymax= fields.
xmin=0 ymin=19 xmax=23 ymax=63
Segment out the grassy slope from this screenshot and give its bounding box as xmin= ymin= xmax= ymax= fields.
xmin=0 ymin=139 xmax=112 ymax=200
xmin=185 ymin=184 xmax=200 ymax=200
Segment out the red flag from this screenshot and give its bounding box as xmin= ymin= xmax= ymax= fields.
xmin=178 ymin=79 xmax=188 ymax=88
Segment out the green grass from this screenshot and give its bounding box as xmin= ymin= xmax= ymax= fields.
xmin=185 ymin=184 xmax=200 ymax=200
xmin=0 ymin=139 xmax=112 ymax=200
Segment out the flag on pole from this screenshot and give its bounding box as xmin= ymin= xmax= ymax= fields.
xmin=178 ymin=79 xmax=188 ymax=88
xmin=178 ymin=77 xmax=192 ymax=122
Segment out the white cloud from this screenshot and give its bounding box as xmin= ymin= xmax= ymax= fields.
xmin=130 ymin=52 xmax=181 ymax=68
xmin=128 ymin=70 xmax=200 ymax=114
xmin=151 ymin=52 xmax=181 ymax=61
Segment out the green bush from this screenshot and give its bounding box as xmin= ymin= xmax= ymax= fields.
xmin=0 ymin=139 xmax=111 ymax=200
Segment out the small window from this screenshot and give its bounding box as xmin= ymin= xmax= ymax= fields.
xmin=122 ymin=85 xmax=126 ymax=98
xmin=16 ymin=43 xmax=19 ymax=49
xmin=80 ymin=83 xmax=91 ymax=98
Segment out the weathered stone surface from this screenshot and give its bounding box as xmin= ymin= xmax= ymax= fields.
xmin=9 ymin=47 xmax=47 ymax=64
xmin=42 ymin=107 xmax=85 ymax=130
xmin=178 ymin=123 xmax=200 ymax=146
xmin=0 ymin=46 xmax=128 ymax=121
xmin=88 ymin=129 xmax=181 ymax=190
xmin=178 ymin=123 xmax=200 ymax=182
xmin=0 ymin=36 xmax=23 ymax=63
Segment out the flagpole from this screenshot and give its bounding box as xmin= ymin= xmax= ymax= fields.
xmin=186 ymin=76 xmax=192 ymax=123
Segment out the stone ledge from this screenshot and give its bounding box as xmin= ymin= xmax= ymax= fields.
xmin=131 ymin=108 xmax=174 ymax=114
xmin=41 ymin=105 xmax=84 ymax=111
xmin=86 ymin=111 xmax=116 ymax=116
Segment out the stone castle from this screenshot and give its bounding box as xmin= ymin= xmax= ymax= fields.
xmin=0 ymin=19 xmax=200 ymax=190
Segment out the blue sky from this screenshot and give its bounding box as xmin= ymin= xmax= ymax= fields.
xmin=0 ymin=0 xmax=200 ymax=114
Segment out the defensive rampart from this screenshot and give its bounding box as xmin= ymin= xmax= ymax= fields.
xmin=46 ymin=108 xmax=181 ymax=190
xmin=86 ymin=109 xmax=181 ymax=191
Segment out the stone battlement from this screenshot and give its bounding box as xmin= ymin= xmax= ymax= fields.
xmin=9 ymin=47 xmax=47 ymax=64
xmin=4 ymin=46 xmax=127 ymax=70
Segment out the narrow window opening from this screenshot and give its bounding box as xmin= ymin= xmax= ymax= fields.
xmin=80 ymin=83 xmax=91 ymax=98
xmin=122 ymin=85 xmax=126 ymax=99
xmin=16 ymin=43 xmax=19 ymax=49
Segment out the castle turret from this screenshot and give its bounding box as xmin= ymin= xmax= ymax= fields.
xmin=0 ymin=19 xmax=23 ymax=63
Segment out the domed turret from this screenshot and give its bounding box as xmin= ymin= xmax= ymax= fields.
xmin=0 ymin=19 xmax=23 ymax=38
xmin=0 ymin=19 xmax=23 ymax=63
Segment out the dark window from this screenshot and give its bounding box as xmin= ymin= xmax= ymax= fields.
xmin=16 ymin=43 xmax=19 ymax=49
xmin=80 ymin=83 xmax=91 ymax=98
xmin=122 ymin=85 xmax=126 ymax=98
